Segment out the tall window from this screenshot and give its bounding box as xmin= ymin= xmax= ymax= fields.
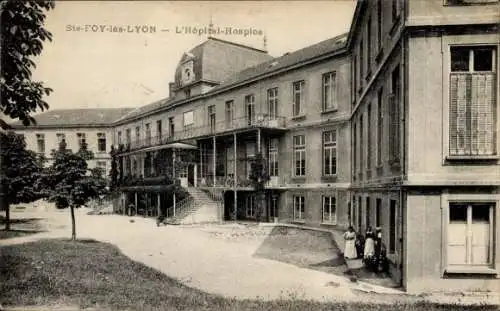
xmin=449 ymin=46 xmax=496 ymax=156
xmin=77 ymin=133 xmax=86 ymax=149
xmin=359 ymin=40 xmax=364 ymax=84
xmin=208 ymin=105 xmax=216 ymax=132
xmin=36 ymin=134 xmax=45 ymax=153
xmin=293 ymin=196 xmax=305 ymax=221
xmin=448 ymin=202 xmax=495 ymax=267
xmin=377 ymin=0 xmax=383 ymax=51
xmin=359 ymin=114 xmax=364 ymax=174
xmin=56 ymin=133 xmax=65 ymax=147
xmin=226 ymin=145 xmax=234 ymax=176
xmin=322 ymin=196 xmax=336 ymax=224
xmin=375 ymin=198 xmax=382 ymax=227
xmin=169 ymin=117 xmax=175 ymax=137
xmin=246 ymin=195 xmax=255 ymax=218
xmin=268 ymin=138 xmax=279 ymax=177
xmin=292 ymin=80 xmax=305 ymax=116
xmin=353 ymin=122 xmax=357 ymax=174
xmin=353 ymin=54 xmax=358 ymax=100
xmin=97 ymin=133 xmax=106 ymax=152
xmin=367 ymin=103 xmax=372 ymax=169
xmin=323 ymin=130 xmax=337 ymax=176
xmin=143 ymin=123 xmax=150 ymax=145
xmin=323 ymin=72 xmax=337 ymax=111
xmin=267 ymin=88 xmax=278 ymax=119
xmin=245 ymin=94 xmax=255 ymax=125
xmin=156 ymin=120 xmax=162 ymax=141
xmin=225 ymin=100 xmax=234 ymax=128
xmin=183 ymin=111 xmax=194 ymax=130
xmin=357 ymin=196 xmax=362 ymax=229
xmin=117 ymin=131 xmax=122 ymax=145
xmin=389 ymin=65 xmax=400 ymax=164
xmin=367 ymin=17 xmax=372 ymax=72
xmin=365 ymin=197 xmax=371 ymax=228
xmin=293 ymin=135 xmax=306 ymax=177
xmin=377 ymin=88 xmax=383 ymax=166
xmin=389 ymin=200 xmax=397 ymax=254
xmin=135 ymin=126 xmax=140 ymax=143
xmin=126 ymin=129 xmax=131 ymax=145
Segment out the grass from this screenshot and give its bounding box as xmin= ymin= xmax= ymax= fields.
xmin=0 ymin=239 xmax=497 ymax=311
xmin=254 ymin=226 xmax=347 ymax=276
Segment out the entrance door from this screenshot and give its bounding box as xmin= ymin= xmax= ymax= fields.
xmin=187 ymin=164 xmax=195 ymax=186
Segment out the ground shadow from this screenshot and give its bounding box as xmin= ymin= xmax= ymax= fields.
xmin=0 ymin=216 xmax=47 ymax=239
xmin=253 ymin=226 xmax=349 ymax=276
xmin=0 ymin=229 xmax=45 ymax=240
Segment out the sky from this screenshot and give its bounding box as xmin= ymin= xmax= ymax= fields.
xmin=32 ymin=1 xmax=357 ymax=113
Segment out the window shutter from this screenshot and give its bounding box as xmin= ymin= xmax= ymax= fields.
xmin=449 ymin=74 xmax=470 ymax=155
xmin=471 ymin=73 xmax=496 ymax=155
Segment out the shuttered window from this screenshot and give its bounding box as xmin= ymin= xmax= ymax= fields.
xmin=389 ymin=66 xmax=401 ymax=164
xmin=449 ymin=46 xmax=496 ymax=156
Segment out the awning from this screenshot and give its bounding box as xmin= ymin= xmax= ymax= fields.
xmin=120 ymin=142 xmax=198 ymax=156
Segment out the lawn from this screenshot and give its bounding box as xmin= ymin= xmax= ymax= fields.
xmin=0 ymin=239 xmax=496 ymax=311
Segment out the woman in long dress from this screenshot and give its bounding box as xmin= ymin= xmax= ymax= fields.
xmin=343 ymin=226 xmax=357 ymax=259
xmin=363 ymin=226 xmax=375 ymax=260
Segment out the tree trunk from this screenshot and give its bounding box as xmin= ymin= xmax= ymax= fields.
xmin=4 ymin=201 xmax=10 ymax=230
xmin=70 ymin=205 xmax=76 ymax=241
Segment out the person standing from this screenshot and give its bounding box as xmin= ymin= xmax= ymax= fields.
xmin=363 ymin=226 xmax=375 ymax=260
xmin=343 ymin=226 xmax=357 ymax=259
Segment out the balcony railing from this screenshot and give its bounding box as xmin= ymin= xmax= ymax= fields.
xmin=117 ymin=114 xmax=286 ymax=153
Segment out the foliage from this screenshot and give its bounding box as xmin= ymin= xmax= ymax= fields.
xmin=41 ymin=140 xmax=108 ymax=239
xmin=249 ymin=153 xmax=270 ymax=222
xmin=0 ymin=131 xmax=44 ymax=229
xmin=109 ymin=145 xmax=119 ymax=191
xmin=0 ymin=0 xmax=56 ymax=129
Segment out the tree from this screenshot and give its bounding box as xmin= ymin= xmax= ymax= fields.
xmin=43 ymin=140 xmax=108 ymax=240
xmin=0 ymin=131 xmax=44 ymax=230
xmin=0 ymin=0 xmax=56 ymax=129
xmin=248 ymin=153 xmax=270 ymax=222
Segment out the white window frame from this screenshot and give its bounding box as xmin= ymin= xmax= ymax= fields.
xmin=292 ymin=80 xmax=305 ymax=116
xmin=117 ymin=131 xmax=122 ymax=145
xmin=293 ymin=195 xmax=305 ymax=221
xmin=322 ymin=72 xmax=337 ymax=111
xmin=323 ymin=130 xmax=337 ymax=176
xmin=268 ymin=138 xmax=279 ymax=177
xmin=245 ymin=94 xmax=256 ymax=124
xmin=97 ymin=132 xmax=106 ymax=153
xmin=225 ymin=100 xmax=234 ymax=128
xmin=183 ymin=111 xmax=194 ymax=128
xmin=126 ymin=129 xmax=131 ymax=145
xmin=441 ymin=193 xmax=499 ymax=275
xmin=322 ymin=195 xmax=337 ymax=225
xmin=144 ymin=123 xmax=151 ymax=145
xmin=77 ymin=132 xmax=86 ymax=149
xmin=267 ymin=88 xmax=278 ymax=119
xmin=293 ymin=135 xmax=306 ymax=177
xmin=135 ymin=126 xmax=140 ymax=142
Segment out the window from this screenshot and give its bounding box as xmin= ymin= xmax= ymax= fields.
xmin=359 ymin=40 xmax=364 ymax=84
xmin=208 ymin=105 xmax=216 ymax=132
xmin=357 ymin=196 xmax=362 ymax=230
xmin=323 ymin=72 xmax=337 ymax=111
xmin=293 ymin=135 xmax=306 ymax=177
xmin=367 ymin=17 xmax=372 ymax=73
xmin=270 ymin=196 xmax=279 ymax=218
xmin=117 ymin=131 xmax=122 ymax=145
xmin=389 ymin=200 xmax=397 ymax=254
xmin=225 ymin=100 xmax=234 ymax=128
xmin=292 ymin=81 xmax=305 ymax=116
xmin=448 ymin=202 xmax=495 ymax=267
xmin=377 ymin=0 xmax=383 ymax=51
xmin=365 ymin=197 xmax=371 ymax=228
xmin=353 ymin=122 xmax=357 ymax=174
xmin=144 ymin=123 xmax=151 ymax=145
xmin=322 ymin=196 xmax=336 ymax=224
xmin=156 ymin=120 xmax=162 ymax=141
xmin=323 ymin=131 xmax=337 ymax=176
xmin=293 ymin=196 xmax=305 ymax=221
xmin=375 ymin=198 xmax=382 ymax=227
xmin=359 ymin=114 xmax=364 ymax=173
xmin=96 ymin=161 xmax=106 ymax=174
xmin=245 ymin=94 xmax=255 ymax=125
xmin=392 ymin=0 xmax=400 ymax=21
xmin=449 ymin=46 xmax=497 ymax=157
xmin=389 ymin=66 xmax=401 ymax=164
xmin=169 ymin=117 xmax=175 ymax=137
xmin=367 ymin=103 xmax=372 ymax=169
xmin=246 ymin=195 xmax=255 ymax=218
xmin=377 ymin=88 xmax=383 ymax=166
xmin=267 ymin=88 xmax=278 ymax=119
xmin=226 ymin=145 xmax=234 ymax=175
xmin=135 ymin=126 xmax=140 ymax=143
xmin=36 ymin=134 xmax=45 ymax=153
xmin=268 ymin=138 xmax=279 ymax=177
xmin=77 ymin=133 xmax=86 ymax=149
xmin=126 ymin=129 xmax=131 ymax=145
xmin=184 ymin=89 xmax=191 ymax=98
xmin=97 ymin=133 xmax=106 ymax=152
xmin=183 ymin=111 xmax=194 ymax=129
xmin=56 ymin=133 xmax=65 ymax=148
xmin=353 ymin=54 xmax=358 ymax=101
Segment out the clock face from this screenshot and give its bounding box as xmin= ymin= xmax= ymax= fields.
xmin=181 ymin=61 xmax=195 ymax=85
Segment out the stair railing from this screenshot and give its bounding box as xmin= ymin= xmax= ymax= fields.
xmin=166 ymin=196 xmax=194 ymax=219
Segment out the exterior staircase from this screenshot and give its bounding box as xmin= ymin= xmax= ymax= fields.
xmin=166 ymin=187 xmax=222 ymax=224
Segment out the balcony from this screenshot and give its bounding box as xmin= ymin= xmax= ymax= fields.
xmin=116 ymin=114 xmax=286 ymax=154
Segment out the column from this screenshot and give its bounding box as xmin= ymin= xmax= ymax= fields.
xmin=173 ymin=148 xmax=176 ymax=217
xmin=199 ymin=142 xmax=203 ymax=185
xmin=212 ymin=136 xmax=216 ymax=186
xmin=141 ymin=153 xmax=145 ymax=177
xmin=194 ymin=164 xmax=198 ymax=187
xmin=257 ymin=128 xmax=261 ymax=153
xmin=134 ymin=192 xmax=138 ymax=216
xmin=157 ymin=193 xmax=161 ymax=217
xmin=233 ymin=133 xmax=237 ymax=221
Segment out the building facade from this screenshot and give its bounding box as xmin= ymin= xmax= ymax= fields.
xmin=10 ymin=108 xmax=134 ymax=175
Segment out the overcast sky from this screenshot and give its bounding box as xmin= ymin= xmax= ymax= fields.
xmin=32 ymin=1 xmax=356 ymax=113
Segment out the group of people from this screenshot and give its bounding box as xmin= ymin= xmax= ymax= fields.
xmin=343 ymin=226 xmax=387 ymax=271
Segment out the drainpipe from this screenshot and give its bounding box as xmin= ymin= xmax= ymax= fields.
xmin=234 ymin=133 xmax=237 ymax=221
xmin=173 ymin=148 xmax=176 ymax=217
